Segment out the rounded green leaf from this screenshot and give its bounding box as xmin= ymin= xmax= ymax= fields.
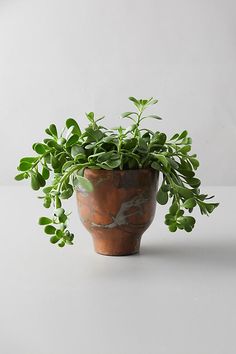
xmin=156 ymin=188 xmax=168 ymax=205
xmin=44 ymin=225 xmax=56 ymax=235
xmin=36 ymin=172 xmax=46 ymax=187
xmin=60 ymin=185 xmax=73 ymax=199
xmin=73 ymin=176 xmax=93 ymax=193
xmin=49 ymin=124 xmax=58 ymax=137
xmin=31 ymin=173 xmax=40 ymax=190
xmin=178 ymin=130 xmax=188 ymax=140
xmin=183 ymin=198 xmax=197 ymax=209
xmin=50 ymin=235 xmax=60 ymax=243
xmin=189 ymin=157 xmax=200 ymax=170
xmin=186 ymin=177 xmax=201 ymax=188
xmin=169 ymin=201 xmax=179 ymax=215
xmin=169 ymin=224 xmax=177 ymax=232
xmin=33 ymin=143 xmax=47 ymax=155
xmin=57 ymin=137 xmax=66 ymax=145
xmin=20 ymin=157 xmax=38 ymax=163
xmin=156 ymin=154 xmax=169 ymax=169
xmin=15 ymin=173 xmax=25 ymax=181
xmin=18 ymin=161 xmax=32 ymax=171
xmin=151 ymin=161 xmax=161 ymax=171
xmin=42 ymin=166 xmax=50 ymax=180
xmin=43 ymin=196 xmax=51 ymax=208
xmin=71 ymin=145 xmax=85 ymax=158
xmin=66 ymin=134 xmax=79 ymax=147
xmin=180 ymin=145 xmax=191 ymax=154
xmin=38 ymin=217 xmax=52 ymax=225
xmin=66 ymin=118 xmax=81 ymax=136
xmin=174 ymin=185 xmax=193 ymax=199
xmin=55 ymin=195 xmax=62 ymax=208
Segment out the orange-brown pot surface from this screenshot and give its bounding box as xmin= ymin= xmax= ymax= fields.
xmin=76 ymin=168 xmax=158 ymax=256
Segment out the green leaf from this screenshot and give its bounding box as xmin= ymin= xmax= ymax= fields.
xmin=73 ymin=176 xmax=93 ymax=192
xmin=205 ymin=203 xmax=219 ymax=213
xmin=142 ymin=115 xmax=162 ymax=120
xmin=151 ymin=161 xmax=161 ymax=171
xmin=38 ymin=217 xmax=52 ymax=225
xmin=85 ymin=142 xmax=97 ymax=150
xmin=66 ymin=134 xmax=79 ymax=147
xmin=62 ymin=161 xmax=74 ymax=171
xmin=20 ymin=157 xmax=38 ymax=163
xmin=178 ymin=169 xmax=195 ymax=178
xmin=179 ymin=145 xmax=191 ymax=154
xmin=121 ymin=112 xmax=137 ymax=118
xmin=155 ymin=154 xmax=169 ymax=169
xmin=57 ymin=137 xmax=66 ymax=145
xmin=51 ymin=156 xmax=60 ymax=169
xmin=169 ymin=201 xmax=179 ymax=215
xmin=183 ymin=198 xmax=196 ymax=209
xmin=44 ymin=225 xmax=56 ymax=235
xmin=169 ymin=224 xmax=177 ymax=232
xmin=43 ymin=186 xmax=53 ymax=194
xmin=31 ymin=173 xmax=40 ymax=190
xmin=15 ymin=173 xmax=26 ymax=181
xmin=170 ymin=133 xmax=179 ymax=140
xmin=43 ymin=196 xmax=51 ymax=208
xmin=36 ymin=172 xmax=46 ymax=187
xmin=128 ymin=96 xmax=139 ymax=104
xmin=71 ymin=145 xmax=85 ymax=158
xmin=50 ymin=235 xmax=60 ymax=243
xmin=55 ymin=195 xmax=62 ymax=208
xmin=156 ymin=188 xmax=168 ymax=205
xmin=148 ymin=98 xmax=158 ymax=105
xmin=58 ymin=240 xmax=66 ymax=247
xmin=66 ymin=118 xmax=81 ymax=136
xmin=85 ymin=127 xmax=104 ymax=142
xmin=18 ymin=161 xmax=32 ymax=171
xmin=168 ymin=158 xmax=179 ymax=169
xmin=174 ymin=184 xmax=194 ymax=199
xmin=46 ymin=140 xmax=62 ymax=150
xmin=189 ymin=157 xmax=200 ymax=170
xmin=178 ymin=130 xmax=188 ymax=140
xmin=42 ymin=166 xmax=50 ymax=180
xmin=86 ymin=112 xmax=95 ymax=122
xmin=56 ymin=229 xmax=64 ymax=238
xmin=186 ymin=177 xmax=201 ymax=188
xmin=60 ymin=186 xmax=73 ymax=199
xmin=49 ymin=124 xmax=58 ymax=137
xmin=103 ymin=159 xmax=121 ymax=169
xmin=33 ymin=143 xmax=47 ymax=155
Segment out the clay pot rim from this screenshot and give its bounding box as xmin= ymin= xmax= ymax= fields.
xmin=84 ymin=167 xmax=155 ymax=174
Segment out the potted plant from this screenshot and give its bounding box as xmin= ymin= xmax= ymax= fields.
xmin=15 ymin=97 xmax=219 ymax=255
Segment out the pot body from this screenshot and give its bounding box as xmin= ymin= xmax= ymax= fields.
xmin=76 ymin=168 xmax=158 ymax=256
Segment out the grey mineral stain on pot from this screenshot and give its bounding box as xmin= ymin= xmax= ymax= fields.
xmin=91 ymin=194 xmax=149 ymax=229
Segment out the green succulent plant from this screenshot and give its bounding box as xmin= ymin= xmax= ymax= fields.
xmin=15 ymin=97 xmax=219 ymax=247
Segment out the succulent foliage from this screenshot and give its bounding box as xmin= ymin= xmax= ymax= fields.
xmin=15 ymin=97 xmax=219 ymax=246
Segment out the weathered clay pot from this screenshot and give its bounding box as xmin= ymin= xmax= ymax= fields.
xmin=76 ymin=168 xmax=158 ymax=256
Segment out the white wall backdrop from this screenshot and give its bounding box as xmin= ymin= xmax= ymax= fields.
xmin=0 ymin=0 xmax=235 ymax=185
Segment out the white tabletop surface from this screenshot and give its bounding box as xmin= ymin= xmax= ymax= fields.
xmin=0 ymin=186 xmax=235 ymax=354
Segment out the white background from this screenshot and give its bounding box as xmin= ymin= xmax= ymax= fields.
xmin=0 ymin=0 xmax=235 ymax=185
xmin=0 ymin=2 xmax=236 ymax=354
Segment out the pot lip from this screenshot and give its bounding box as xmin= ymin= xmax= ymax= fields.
xmin=84 ymin=167 xmax=157 ymax=174
xmin=84 ymin=167 xmax=159 ymax=176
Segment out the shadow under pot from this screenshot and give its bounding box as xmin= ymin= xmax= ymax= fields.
xmin=76 ymin=168 xmax=158 ymax=256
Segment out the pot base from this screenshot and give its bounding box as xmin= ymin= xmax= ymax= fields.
xmin=92 ymin=233 xmax=142 ymax=256
xmin=95 ymin=250 xmax=139 ymax=257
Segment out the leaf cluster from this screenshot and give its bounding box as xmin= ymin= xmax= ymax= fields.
xmin=15 ymin=97 xmax=219 ymax=246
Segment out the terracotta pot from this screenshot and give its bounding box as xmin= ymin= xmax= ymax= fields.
xmin=76 ymin=168 xmax=158 ymax=256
